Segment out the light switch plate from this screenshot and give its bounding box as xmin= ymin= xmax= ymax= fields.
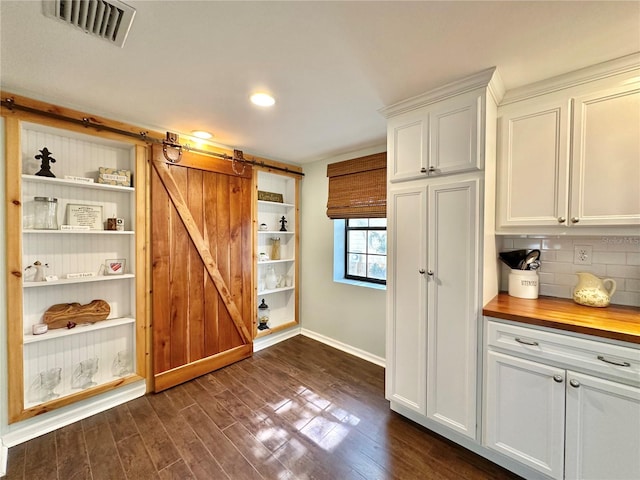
xmin=574 ymin=245 xmax=593 ymax=265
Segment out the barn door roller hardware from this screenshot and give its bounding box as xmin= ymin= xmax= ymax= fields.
xmin=162 ymin=132 xmax=183 ymax=163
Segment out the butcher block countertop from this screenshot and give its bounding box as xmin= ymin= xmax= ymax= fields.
xmin=483 ymin=293 xmax=640 ymax=345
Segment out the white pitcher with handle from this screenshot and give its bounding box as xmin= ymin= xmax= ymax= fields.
xmin=573 ymin=272 xmax=616 ymax=307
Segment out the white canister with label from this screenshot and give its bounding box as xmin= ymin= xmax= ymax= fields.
xmin=508 ymin=269 xmax=539 ymax=299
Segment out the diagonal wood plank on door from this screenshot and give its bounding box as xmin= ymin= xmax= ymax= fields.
xmin=151 ymin=145 xmax=253 ymax=391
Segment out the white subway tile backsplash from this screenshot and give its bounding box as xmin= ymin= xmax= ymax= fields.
xmin=626 ymin=278 xmax=640 ymax=293
xmin=542 ymin=238 xmax=574 ymax=250
xmin=501 ymin=235 xmax=640 ymax=307
xmin=513 ymin=238 xmax=542 ymax=250
xmin=539 ymin=284 xmax=572 ymax=298
xmin=610 ymin=291 xmax=640 ymax=307
xmin=540 ymin=262 xmax=578 ymax=274
xmin=555 ymin=251 xmax=574 ymax=263
xmin=599 ymin=237 xmax=640 ymax=252
xmin=627 ymin=252 xmax=640 ymax=266
xmin=555 ymin=273 xmax=579 ymax=286
xmin=606 ymin=264 xmax=640 ymax=279
xmin=592 ymin=251 xmax=627 ymax=265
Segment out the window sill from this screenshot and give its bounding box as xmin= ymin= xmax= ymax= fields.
xmin=333 ymin=277 xmax=386 ymax=291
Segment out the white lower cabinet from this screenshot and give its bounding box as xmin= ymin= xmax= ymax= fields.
xmin=484 ymin=321 xmax=640 ymax=480
xmin=485 ymin=351 xmax=566 ymax=479
xmin=387 ymin=177 xmax=480 ymax=439
xmin=565 ymin=372 xmax=640 ymax=480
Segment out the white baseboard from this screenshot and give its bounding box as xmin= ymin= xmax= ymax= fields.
xmin=253 ymin=326 xmax=302 ymax=352
xmin=0 ymin=381 xmax=145 ymax=450
xmin=0 ymin=444 xmax=7 ymax=478
xmin=300 ymin=328 xmax=386 ymax=368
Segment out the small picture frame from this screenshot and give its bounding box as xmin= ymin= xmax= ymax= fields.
xmin=105 ymin=259 xmax=126 ymax=275
xmin=257 ymin=190 xmax=284 ymax=203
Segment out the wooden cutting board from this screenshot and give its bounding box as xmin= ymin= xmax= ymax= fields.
xmin=43 ymin=299 xmax=110 ymax=329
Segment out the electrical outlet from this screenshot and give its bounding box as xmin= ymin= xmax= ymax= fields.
xmin=574 ymin=245 xmax=593 ymax=265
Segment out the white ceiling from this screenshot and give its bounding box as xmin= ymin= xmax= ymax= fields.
xmin=1 ymin=1 xmax=639 ymax=164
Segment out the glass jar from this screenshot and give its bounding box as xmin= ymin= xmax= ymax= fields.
xmin=257 ymin=299 xmax=270 ymax=330
xmin=271 ymin=237 xmax=281 ymax=260
xmin=33 ymin=197 xmax=58 ymax=230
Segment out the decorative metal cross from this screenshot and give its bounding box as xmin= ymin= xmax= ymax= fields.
xmin=279 ymin=216 xmax=288 ymax=232
xmin=35 ymin=147 xmax=56 ymax=177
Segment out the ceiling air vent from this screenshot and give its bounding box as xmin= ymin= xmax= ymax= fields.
xmin=43 ymin=0 xmax=136 ymax=47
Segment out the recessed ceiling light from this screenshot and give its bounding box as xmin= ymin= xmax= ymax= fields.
xmin=250 ymin=93 xmax=276 ymax=107
xmin=191 ymin=130 xmax=212 ymax=139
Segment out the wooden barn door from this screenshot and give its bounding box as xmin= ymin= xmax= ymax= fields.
xmin=150 ymin=144 xmax=253 ymax=392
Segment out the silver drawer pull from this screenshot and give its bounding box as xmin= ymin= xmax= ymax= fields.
xmin=515 ymin=337 xmax=539 ymax=347
xmin=597 ymin=355 xmax=631 ymax=368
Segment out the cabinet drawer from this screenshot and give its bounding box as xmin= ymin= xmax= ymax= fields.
xmin=487 ymin=320 xmax=640 ymax=385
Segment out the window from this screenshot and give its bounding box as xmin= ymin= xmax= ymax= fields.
xmin=344 ymin=218 xmax=387 ymax=284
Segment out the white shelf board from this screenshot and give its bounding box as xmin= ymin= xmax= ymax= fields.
xmin=258 ymin=230 xmax=294 ymax=235
xmin=24 ymin=274 xmax=135 ymax=288
xmin=23 ymin=317 xmax=135 ymax=344
xmin=257 ymin=259 xmax=295 ymax=264
xmin=22 ymin=174 xmax=134 ymax=192
xmin=257 ymin=286 xmax=295 ymax=295
xmin=23 ymin=229 xmax=134 ymax=235
xmin=258 ymin=200 xmax=295 ymax=208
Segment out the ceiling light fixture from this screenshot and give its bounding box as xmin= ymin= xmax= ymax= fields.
xmin=191 ymin=130 xmax=212 ymax=139
xmin=250 ymin=93 xmax=276 ymax=107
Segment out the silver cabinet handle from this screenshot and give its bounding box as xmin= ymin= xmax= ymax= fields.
xmin=515 ymin=337 xmax=539 ymax=346
xmin=558 ymin=217 xmax=566 ymax=223
xmin=597 ymin=355 xmax=631 ymax=367
xmin=569 ymin=379 xmax=580 ymax=388
xmin=553 ymin=375 xmax=563 ymax=383
xmin=420 ymin=167 xmax=427 ymax=173
xmin=419 ymin=269 xmax=426 ymax=274
xmin=571 ymin=217 xmax=580 ymax=224
xmin=427 ymin=270 xmax=434 ymax=276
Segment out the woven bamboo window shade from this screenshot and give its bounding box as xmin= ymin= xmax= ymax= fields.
xmin=326 ymin=152 xmax=387 ymax=219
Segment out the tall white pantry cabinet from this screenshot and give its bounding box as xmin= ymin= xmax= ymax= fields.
xmin=381 ymin=68 xmax=502 ymax=441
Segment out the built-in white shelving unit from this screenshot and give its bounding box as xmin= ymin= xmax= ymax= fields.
xmin=255 ymin=170 xmax=300 ymax=337
xmin=6 ymin=119 xmax=146 ymax=423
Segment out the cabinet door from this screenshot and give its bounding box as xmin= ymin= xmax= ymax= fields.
xmin=387 ymin=109 xmax=428 ymax=183
xmin=484 ymin=351 xmax=565 ymax=480
xmin=429 ymin=91 xmax=483 ymax=175
xmin=386 ymin=186 xmax=427 ymax=414
xmin=565 ymin=371 xmax=640 ymax=480
xmin=496 ymin=99 xmax=571 ymax=227
xmin=426 ymin=178 xmax=479 ymax=438
xmin=570 ymin=85 xmax=640 ymax=226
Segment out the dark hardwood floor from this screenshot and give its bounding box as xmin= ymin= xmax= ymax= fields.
xmin=4 ymin=335 xmax=521 ymax=479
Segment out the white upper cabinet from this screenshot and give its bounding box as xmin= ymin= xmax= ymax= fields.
xmin=428 ymin=91 xmax=482 ymax=176
xmin=497 ymin=98 xmax=571 ymax=227
xmin=382 ymin=68 xmax=501 ymax=183
xmin=570 ymin=85 xmax=640 ymax=226
xmin=387 ymin=109 xmax=428 ymax=182
xmin=497 ymin=54 xmax=640 ymax=232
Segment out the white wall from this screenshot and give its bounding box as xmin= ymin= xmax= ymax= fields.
xmin=300 ymin=145 xmax=387 ymax=362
